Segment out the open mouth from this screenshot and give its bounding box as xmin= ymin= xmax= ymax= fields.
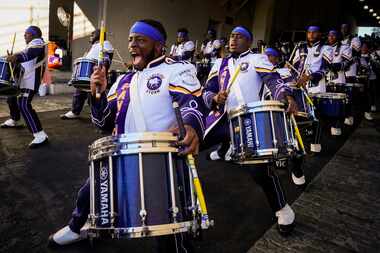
xmin=130 ymin=52 xmax=142 ymax=66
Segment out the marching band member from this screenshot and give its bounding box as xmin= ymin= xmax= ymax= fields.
xmin=341 ymin=24 xmax=361 ymax=126
xmin=359 ymin=42 xmax=375 ymax=121
xmin=202 ymin=26 xmax=297 ymax=234
xmin=327 ymin=30 xmax=352 ymax=135
xmin=291 ymin=25 xmax=333 ymax=153
xmin=48 ymin=19 xmax=205 ymax=252
xmin=267 ymin=48 xmax=307 ymax=186
xmin=60 ymin=29 xmax=114 ymax=120
xmin=200 ymin=29 xmax=222 ymax=64
xmin=1 ymin=26 xmax=49 ymax=148
xmin=169 ymin=28 xmax=195 ymax=61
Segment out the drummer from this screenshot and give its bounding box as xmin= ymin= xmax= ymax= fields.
xmin=290 ymin=25 xmax=333 ymax=153
xmin=359 ymin=42 xmax=375 ymax=121
xmin=201 ymin=25 xmax=298 ymax=235
xmin=341 ymin=23 xmax=361 ymax=126
xmin=326 ymin=29 xmax=352 ymax=135
xmin=60 ymin=29 xmax=114 ymax=120
xmin=0 ymin=26 xmax=49 ymax=148
xmin=169 ymin=28 xmax=195 ymax=61
xmin=49 ymin=19 xmax=205 ymax=252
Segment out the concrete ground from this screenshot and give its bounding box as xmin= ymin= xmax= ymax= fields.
xmin=249 ymin=117 xmax=380 ymax=253
xmin=0 ymin=94 xmax=377 ymax=253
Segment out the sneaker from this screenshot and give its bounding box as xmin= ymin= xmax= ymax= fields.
xmin=276 ymin=204 xmax=295 ymax=235
xmin=364 ymin=112 xmax=374 ymax=121
xmin=371 ymin=105 xmax=377 ymax=112
xmin=60 ymin=111 xmax=79 ymax=120
xmin=0 ymin=119 xmax=22 ymax=128
xmin=310 ymin=144 xmax=321 ymax=153
xmin=330 ymin=127 xmax=342 ymax=136
xmin=291 ymin=173 xmax=306 ymax=186
xmin=344 ymin=116 xmax=354 ymax=126
xmin=29 ymin=131 xmax=49 ymax=149
xmin=48 ymin=226 xmax=84 ymax=247
xmin=208 ymin=150 xmax=221 ymax=161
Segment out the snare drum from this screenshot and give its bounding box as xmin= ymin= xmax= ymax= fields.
xmin=313 ymin=92 xmax=347 ymax=118
xmin=228 ymin=101 xmax=295 ymax=164
xmin=291 ymin=88 xmax=313 ymax=119
xmin=70 ymin=58 xmax=97 ymax=91
xmin=88 ymin=132 xmax=199 ymax=239
xmin=0 ymin=57 xmax=21 ymax=96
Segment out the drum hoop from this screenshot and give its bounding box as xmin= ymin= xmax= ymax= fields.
xmin=88 ymin=221 xmax=193 ymax=239
xmin=228 ymin=106 xmax=285 ymax=119
xmin=74 ymin=57 xmax=98 ymax=65
xmin=315 ymin=92 xmax=346 ymax=99
xmin=117 ymin=147 xmax=178 ymax=155
xmin=229 ymin=100 xmax=285 ymax=115
xmin=117 ymin=132 xmax=177 ymax=144
xmin=327 ymin=82 xmax=345 ymax=86
xmin=89 ymin=132 xmax=178 ymax=160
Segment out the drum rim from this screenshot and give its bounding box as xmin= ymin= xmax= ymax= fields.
xmin=314 ymin=92 xmax=347 ymax=99
xmin=88 ymin=221 xmax=193 ymax=239
xmin=327 ymin=82 xmax=346 ymax=86
xmin=74 ymin=57 xmax=98 ymax=64
xmin=89 ymin=132 xmax=179 ymax=160
xmin=228 ymin=100 xmax=285 ymax=118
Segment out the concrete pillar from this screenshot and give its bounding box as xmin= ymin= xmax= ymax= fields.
xmin=251 ymin=0 xmax=275 ymax=46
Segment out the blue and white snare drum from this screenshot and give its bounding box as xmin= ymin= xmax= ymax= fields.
xmin=0 ymin=57 xmax=21 ymax=96
xmin=70 ymin=58 xmax=97 ymax=91
xmin=88 ymin=132 xmax=198 ymax=239
xmin=313 ymin=92 xmax=347 ymax=119
xmin=228 ymin=101 xmax=295 ymax=164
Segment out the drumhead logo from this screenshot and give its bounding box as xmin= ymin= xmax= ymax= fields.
xmin=240 ymin=62 xmax=249 ymax=72
xmin=146 ymin=74 xmax=163 ymax=94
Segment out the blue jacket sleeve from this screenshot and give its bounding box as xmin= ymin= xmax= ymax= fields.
xmin=16 ymin=46 xmax=45 ymax=63
xmin=90 ymin=92 xmax=117 ymax=133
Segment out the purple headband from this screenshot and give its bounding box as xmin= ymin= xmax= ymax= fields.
xmin=130 ymin=21 xmax=165 ymax=45
xmin=307 ymin=26 xmax=320 ymax=32
xmin=177 ymin=32 xmax=187 ymax=38
xmin=265 ymin=48 xmax=280 ymax=57
xmin=232 ymin=26 xmax=252 ymax=41
xmin=328 ymin=30 xmax=338 ymax=36
xmin=26 ymin=26 xmax=39 ymax=36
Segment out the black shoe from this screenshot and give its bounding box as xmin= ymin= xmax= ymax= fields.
xmin=277 ymin=222 xmax=295 ymax=236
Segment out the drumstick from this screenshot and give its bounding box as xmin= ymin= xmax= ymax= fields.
xmin=96 ymin=20 xmax=106 ymax=99
xmin=225 ymin=64 xmax=241 ymax=95
xmin=290 ymin=114 xmax=306 ymax=154
xmin=8 ymin=33 xmax=16 ymax=82
xmin=286 ymin=60 xmax=315 ymax=107
xmin=172 ymin=101 xmax=210 ymax=228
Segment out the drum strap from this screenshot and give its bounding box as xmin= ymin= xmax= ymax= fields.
xmin=129 ymin=72 xmax=147 ymax=131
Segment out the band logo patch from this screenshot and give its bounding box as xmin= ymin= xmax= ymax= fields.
xmin=146 ymin=74 xmax=164 ymax=94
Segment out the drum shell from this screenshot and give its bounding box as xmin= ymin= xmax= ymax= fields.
xmin=313 ymin=93 xmax=347 ymax=119
xmin=88 ymin=133 xmax=194 ymax=238
xmin=229 ymin=101 xmax=293 ymax=163
xmin=0 ymin=58 xmax=21 ymax=96
xmin=70 ymin=58 xmax=97 ymax=91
